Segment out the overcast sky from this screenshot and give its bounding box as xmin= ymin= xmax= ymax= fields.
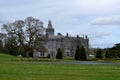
xmin=0 ymin=0 xmax=120 ymax=48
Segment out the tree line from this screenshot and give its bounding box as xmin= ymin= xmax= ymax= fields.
xmin=94 ymin=43 xmax=120 ymax=59
xmin=105 ymin=43 xmax=120 ymax=59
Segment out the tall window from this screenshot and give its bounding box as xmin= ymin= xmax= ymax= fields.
xmin=67 ymin=52 xmax=69 ymax=56
xmin=41 ymin=52 xmax=44 ymax=56
xmin=67 ymin=46 xmax=69 ymax=50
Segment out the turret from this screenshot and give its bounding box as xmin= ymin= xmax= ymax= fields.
xmin=77 ymin=35 xmax=79 ymax=38
xmin=85 ymin=35 xmax=89 ymax=56
xmin=48 ymin=20 xmax=53 ymax=28
xmin=46 ymin=20 xmax=55 ymax=38
xmin=66 ymin=32 xmax=69 ymax=37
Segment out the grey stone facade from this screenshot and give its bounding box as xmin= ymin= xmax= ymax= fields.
xmin=34 ymin=21 xmax=89 ymax=58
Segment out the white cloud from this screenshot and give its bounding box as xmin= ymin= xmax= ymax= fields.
xmin=0 ymin=12 xmax=7 ymax=24
xmin=91 ymin=16 xmax=120 ymax=25
xmin=89 ymin=32 xmax=115 ymax=48
xmin=0 ymin=19 xmax=4 ymax=24
xmin=74 ymin=0 xmax=119 ymax=9
xmin=89 ymin=32 xmax=112 ymax=39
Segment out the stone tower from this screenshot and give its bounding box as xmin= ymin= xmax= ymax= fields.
xmin=46 ymin=20 xmax=55 ymax=38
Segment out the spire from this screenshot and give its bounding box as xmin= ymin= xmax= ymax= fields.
xmin=66 ymin=32 xmax=68 ymax=37
xmin=48 ymin=20 xmax=53 ymax=28
xmin=85 ymin=35 xmax=88 ymax=39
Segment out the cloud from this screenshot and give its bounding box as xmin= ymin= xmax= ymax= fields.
xmin=0 ymin=19 xmax=4 ymax=24
xmin=88 ymin=32 xmax=112 ymax=39
xmin=89 ymin=32 xmax=115 ymax=48
xmin=91 ymin=16 xmax=120 ymax=25
xmin=0 ymin=13 xmax=7 ymax=24
xmin=0 ymin=0 xmax=35 ymax=8
xmin=91 ymin=43 xmax=114 ymax=48
xmin=74 ymin=0 xmax=120 ymax=14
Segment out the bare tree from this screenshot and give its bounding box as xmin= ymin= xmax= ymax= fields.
xmin=2 ymin=17 xmax=45 ymax=57
xmin=24 ymin=17 xmax=44 ymax=48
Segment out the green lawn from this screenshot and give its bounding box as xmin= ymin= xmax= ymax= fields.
xmin=0 ymin=53 xmax=18 ymax=62
xmin=0 ymin=53 xmax=120 ymax=80
xmin=0 ymin=63 xmax=120 ymax=80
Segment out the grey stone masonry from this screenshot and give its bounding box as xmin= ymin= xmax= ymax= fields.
xmin=39 ymin=21 xmax=89 ymax=58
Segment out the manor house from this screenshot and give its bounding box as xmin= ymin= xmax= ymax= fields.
xmin=33 ymin=21 xmax=89 ymax=58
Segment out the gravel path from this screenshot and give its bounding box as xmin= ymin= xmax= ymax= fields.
xmin=60 ymin=61 xmax=120 ymax=65
xmin=1 ymin=61 xmax=120 ymax=65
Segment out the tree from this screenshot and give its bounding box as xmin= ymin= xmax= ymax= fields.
xmin=75 ymin=46 xmax=87 ymax=60
xmin=104 ymin=43 xmax=120 ymax=59
xmin=96 ymin=49 xmax=102 ymax=59
xmin=79 ymin=46 xmax=87 ymax=60
xmin=2 ymin=17 xmax=45 ymax=57
xmin=75 ymin=46 xmax=81 ymax=60
xmin=56 ymin=48 xmax=62 ymax=59
xmin=4 ymin=37 xmax=18 ymax=55
xmin=105 ymin=50 xmax=110 ymax=58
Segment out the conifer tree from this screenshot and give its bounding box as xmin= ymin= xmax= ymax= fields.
xmin=79 ymin=46 xmax=87 ymax=60
xmin=56 ymin=48 xmax=62 ymax=59
xmin=105 ymin=50 xmax=109 ymax=58
xmin=96 ymin=49 xmax=102 ymax=59
xmin=75 ymin=46 xmax=81 ymax=60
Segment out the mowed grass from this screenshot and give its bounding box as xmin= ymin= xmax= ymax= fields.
xmin=0 ymin=53 xmax=120 ymax=80
xmin=0 ymin=63 xmax=120 ymax=80
xmin=0 ymin=53 xmax=18 ymax=62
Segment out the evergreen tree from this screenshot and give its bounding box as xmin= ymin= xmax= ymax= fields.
xmin=75 ymin=46 xmax=81 ymax=60
xmin=48 ymin=54 xmax=50 ymax=58
xmin=56 ymin=48 xmax=62 ymax=59
xmin=79 ymin=46 xmax=87 ymax=60
xmin=96 ymin=49 xmax=102 ymax=59
xmin=105 ymin=50 xmax=110 ymax=58
xmin=0 ymin=40 xmax=3 ymax=53
xmin=106 ymin=43 xmax=120 ymax=58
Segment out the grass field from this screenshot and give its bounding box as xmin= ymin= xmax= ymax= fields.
xmin=0 ymin=53 xmax=17 ymax=62
xmin=0 ymin=63 xmax=120 ymax=80
xmin=0 ymin=53 xmax=120 ymax=80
